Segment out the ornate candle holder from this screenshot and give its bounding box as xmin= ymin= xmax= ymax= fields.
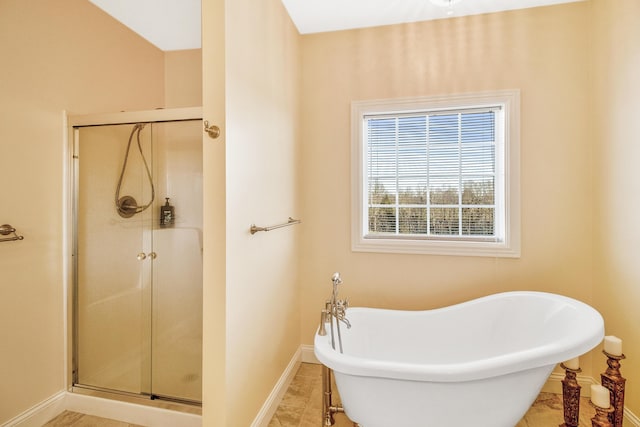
xmin=600 ymin=351 xmax=626 ymax=427
xmin=559 ymin=363 xmax=582 ymax=427
xmin=590 ymin=401 xmax=615 ymax=427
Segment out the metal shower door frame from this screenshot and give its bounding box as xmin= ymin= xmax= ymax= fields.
xmin=68 ymin=107 xmax=202 ymax=404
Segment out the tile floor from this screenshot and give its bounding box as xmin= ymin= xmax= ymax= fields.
xmin=43 ymin=362 xmax=597 ymax=426
xmin=268 ymin=363 xmax=597 ymax=427
xmin=43 ymin=411 xmax=144 ymax=427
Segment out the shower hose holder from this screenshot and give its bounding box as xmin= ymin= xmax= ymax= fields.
xmin=116 ymin=195 xmax=139 ymax=218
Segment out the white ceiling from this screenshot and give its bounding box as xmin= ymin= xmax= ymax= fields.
xmin=283 ymin=0 xmax=585 ymax=34
xmin=89 ymin=0 xmax=584 ymax=51
xmin=89 ymin=0 xmax=201 ymax=51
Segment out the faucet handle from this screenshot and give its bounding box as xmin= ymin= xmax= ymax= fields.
xmin=335 ymin=300 xmax=351 ymax=329
xmin=336 ymin=298 xmax=348 ymax=309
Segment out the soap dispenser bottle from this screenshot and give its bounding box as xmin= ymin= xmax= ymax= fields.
xmin=160 ymin=198 xmax=175 ymax=227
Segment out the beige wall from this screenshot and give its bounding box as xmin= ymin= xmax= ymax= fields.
xmin=222 ymin=0 xmax=302 ymax=424
xmin=165 ymin=49 xmax=203 ymax=108
xmin=592 ymin=0 xmax=640 ymax=416
xmin=0 ymin=0 xmax=165 ymax=423
xmin=299 ymin=1 xmax=596 ymax=374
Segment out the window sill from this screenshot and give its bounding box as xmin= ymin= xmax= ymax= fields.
xmin=352 ymin=235 xmax=520 ymax=257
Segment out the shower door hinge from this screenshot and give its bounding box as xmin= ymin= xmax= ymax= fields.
xmin=204 ymin=121 xmax=220 ymax=139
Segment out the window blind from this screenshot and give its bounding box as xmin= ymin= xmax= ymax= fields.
xmin=365 ymin=108 xmax=498 ymax=239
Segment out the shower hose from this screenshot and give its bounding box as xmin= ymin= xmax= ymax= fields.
xmin=115 ymin=123 xmax=155 ymax=217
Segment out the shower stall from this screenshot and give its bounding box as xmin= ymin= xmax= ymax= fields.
xmin=70 ymin=108 xmax=203 ymax=405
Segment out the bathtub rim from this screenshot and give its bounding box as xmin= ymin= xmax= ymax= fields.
xmin=314 ymin=291 xmax=604 ymax=383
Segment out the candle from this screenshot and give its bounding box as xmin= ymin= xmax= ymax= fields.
xmin=604 ymin=335 xmax=623 ymax=356
xmin=591 ymin=384 xmax=611 ymax=409
xmin=563 ymin=357 xmax=580 ymax=370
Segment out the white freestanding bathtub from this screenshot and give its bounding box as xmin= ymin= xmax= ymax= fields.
xmin=314 ymin=291 xmax=604 ymax=427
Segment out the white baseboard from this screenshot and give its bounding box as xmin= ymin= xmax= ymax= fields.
xmin=625 ymin=408 xmax=640 ymax=427
xmin=251 ymin=347 xmax=302 ymax=427
xmin=1 ymin=391 xmax=67 ymax=427
xmin=301 ymin=344 xmax=319 ymax=364
xmin=1 ymin=391 xmax=201 ymax=427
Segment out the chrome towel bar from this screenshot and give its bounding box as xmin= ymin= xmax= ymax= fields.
xmin=0 ymin=224 xmax=24 ymax=243
xmin=250 ymin=217 xmax=301 ymax=235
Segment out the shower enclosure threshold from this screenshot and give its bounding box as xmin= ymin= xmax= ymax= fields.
xmin=70 ymin=384 xmax=202 ymax=415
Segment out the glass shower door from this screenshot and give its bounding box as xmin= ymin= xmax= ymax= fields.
xmin=149 ymin=120 xmax=203 ymax=402
xmin=73 ymin=119 xmax=203 ymax=403
xmin=75 ymin=123 xmax=154 ymax=395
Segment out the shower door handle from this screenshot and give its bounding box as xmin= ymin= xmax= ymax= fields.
xmin=137 ymin=252 xmax=156 ymax=261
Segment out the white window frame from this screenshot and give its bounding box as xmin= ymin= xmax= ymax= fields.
xmin=351 ymin=90 xmax=520 ymax=257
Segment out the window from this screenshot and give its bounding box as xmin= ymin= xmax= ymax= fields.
xmin=351 ymin=91 xmax=520 ymax=257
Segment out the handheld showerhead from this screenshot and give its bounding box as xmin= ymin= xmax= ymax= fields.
xmin=331 ymin=272 xmax=342 ymax=286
